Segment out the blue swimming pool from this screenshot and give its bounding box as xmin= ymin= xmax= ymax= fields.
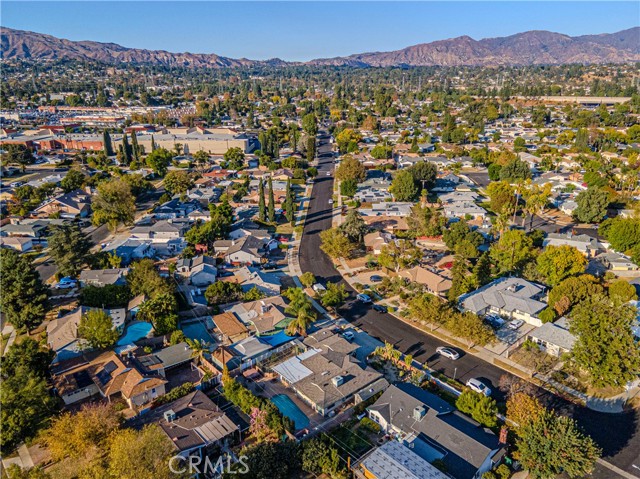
xmin=181 ymin=320 xmax=215 ymax=344
xmin=271 ymin=394 xmax=310 ymax=431
xmin=116 ymin=322 xmax=153 ymax=346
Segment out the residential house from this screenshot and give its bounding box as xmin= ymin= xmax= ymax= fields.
xmin=527 ymin=317 xmax=576 ymax=357
xmin=0 ymin=236 xmax=34 ymax=252
xmin=599 ymin=252 xmax=639 ymax=272
xmin=359 ymin=202 xmax=414 ymax=218
xmin=212 ymin=312 xmax=251 ymax=345
xmin=33 ymin=189 xmax=91 ymax=218
xmin=353 ymin=440 xmax=449 ymax=479
xmin=102 ymin=238 xmax=155 ymax=265
xmin=272 ymin=328 xmax=387 ymax=417
xmin=542 ymin=232 xmax=603 ymax=257
xmin=224 ymin=236 xmax=266 ymax=265
xmin=364 ymin=231 xmax=394 ymax=255
xmin=130 ymin=219 xmax=188 ymax=256
xmin=52 ymin=351 xmax=167 ymax=408
xmin=459 ymin=277 xmax=547 ymax=326
xmin=222 ymin=295 xmax=289 ymax=335
xmin=153 ymin=198 xmax=200 ymax=219
xmin=226 ymin=266 xmax=281 ymax=296
xmin=139 ymin=390 xmax=239 ymax=462
xmin=399 ymin=266 xmax=452 ymax=297
xmin=79 ymin=268 xmax=129 ymax=287
xmin=47 ymin=307 xmax=126 ymax=363
xmin=368 ymin=383 xmax=504 ymax=479
xmin=176 ymin=255 xmax=218 ymax=287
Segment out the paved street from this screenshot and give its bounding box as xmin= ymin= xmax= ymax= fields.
xmin=298 ymin=130 xmax=640 ymax=478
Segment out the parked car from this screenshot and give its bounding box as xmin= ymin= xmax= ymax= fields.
xmin=372 ymin=304 xmax=387 ymax=313
xmin=356 ymin=293 xmax=372 ymax=303
xmin=370 ymin=275 xmax=383 ymax=283
xmin=326 ymin=171 xmax=331 ymax=176
xmin=261 ymin=262 xmax=278 ymax=270
xmin=507 ymin=319 xmax=525 ymax=330
xmin=485 ymin=315 xmax=505 ymax=328
xmin=466 ymin=378 xmax=492 ymax=396
xmin=312 ymin=283 xmax=327 ymax=294
xmin=328 ymin=199 xmax=333 ymax=204
xmin=54 ymin=277 xmax=77 ymax=289
xmin=342 ymin=331 xmax=355 ymax=342
xmin=436 ymin=346 xmax=460 ymax=360
xmin=9 ymin=181 xmax=24 ymax=188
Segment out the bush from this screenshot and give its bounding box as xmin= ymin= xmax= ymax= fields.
xmin=80 ymin=284 xmax=132 ymax=308
xmin=359 ymin=417 xmax=381 ymax=434
xmin=153 ymin=382 xmax=194 ymax=406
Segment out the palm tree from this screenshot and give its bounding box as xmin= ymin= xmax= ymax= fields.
xmin=186 ymin=338 xmax=207 ymax=366
xmin=285 ymin=307 xmax=315 ymax=337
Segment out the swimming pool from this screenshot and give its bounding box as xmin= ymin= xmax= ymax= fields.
xmin=181 ymin=319 xmax=215 ymax=344
xmin=271 ymin=394 xmax=310 ymax=431
xmin=116 ymin=322 xmax=153 ymax=346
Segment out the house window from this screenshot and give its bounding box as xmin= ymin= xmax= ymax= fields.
xmin=152 ymin=388 xmax=156 ymax=394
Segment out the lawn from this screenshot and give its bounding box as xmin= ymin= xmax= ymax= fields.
xmin=327 ymin=419 xmax=376 ymax=459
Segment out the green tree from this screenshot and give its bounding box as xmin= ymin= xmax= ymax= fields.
xmin=306 ymin=135 xmax=317 ymax=163
xmin=205 ymin=281 xmax=243 ymax=305
xmin=490 ymin=229 xmax=533 ymax=273
xmin=107 ymin=425 xmax=178 ymax=479
xmin=574 ymin=188 xmax=609 ymax=224
xmin=267 ymin=176 xmax=275 ymax=222
xmin=548 ymin=274 xmax=604 ymax=316
xmin=103 ymin=130 xmax=114 ymax=156
xmin=378 ymin=239 xmax=422 ymax=272
xmin=283 ymin=178 xmax=296 ymax=225
xmin=335 ymin=155 xmax=366 ymax=182
xmin=517 ymin=410 xmax=600 ymax=479
xmin=570 ymin=295 xmax=640 ymax=388
xmin=47 ymin=224 xmax=92 ymax=278
xmin=389 ymin=169 xmax=418 ymax=201
xmin=500 ymin=158 xmax=531 ymax=182
xmin=2 ymin=144 xmax=33 ymax=172
xmin=258 ymin=180 xmax=266 ymax=222
xmin=1 ymin=368 xmax=57 ymax=453
xmin=456 ymin=390 xmax=498 ymax=427
xmin=2 ymin=338 xmax=53 ymax=379
xmin=145 ymin=148 xmax=173 ymax=176
xmin=92 ymin=177 xmax=136 ymax=231
xmin=121 ymin=133 xmax=131 ymax=165
xmin=164 ymin=170 xmax=193 ymax=195
xmin=340 ymin=178 xmax=358 ymax=197
xmin=299 ymin=272 xmax=316 ymax=288
xmin=78 ymin=309 xmax=119 ymax=349
xmin=302 ymin=113 xmax=318 ymax=136
xmin=486 ymin=181 xmax=516 ymax=215
xmin=224 ymin=147 xmax=245 ymax=170
xmin=338 ymin=209 xmax=368 ymax=244
xmin=127 ymin=258 xmax=174 ymax=298
xmin=599 ymin=217 xmax=640 ymax=253
xmin=536 ymin=245 xmax=587 ymax=286
xmin=60 ymin=168 xmax=87 ymax=193
xmin=321 ymin=282 xmax=348 ymax=312
xmin=608 ymin=280 xmax=638 ymax=303
xmin=406 ymin=161 xmax=437 ymax=190
xmin=320 ymin=228 xmax=353 ymax=260
xmin=442 ymin=221 xmax=483 ymax=255
xmin=0 ymin=249 xmax=48 ymax=331
xmin=407 ymin=205 xmax=446 ymax=237
xmin=137 ymin=293 xmax=179 ymax=335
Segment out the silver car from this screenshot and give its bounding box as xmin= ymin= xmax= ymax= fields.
xmin=436 ymin=346 xmax=460 ymax=360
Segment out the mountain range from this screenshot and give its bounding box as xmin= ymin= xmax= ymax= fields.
xmin=2 ymin=26 xmax=639 ymax=68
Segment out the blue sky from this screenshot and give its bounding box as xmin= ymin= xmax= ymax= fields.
xmin=3 ymin=2 xmax=638 ymax=61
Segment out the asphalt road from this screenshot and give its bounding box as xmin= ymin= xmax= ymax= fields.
xmin=299 ymin=131 xmax=640 ymax=478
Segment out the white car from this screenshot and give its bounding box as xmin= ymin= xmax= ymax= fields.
xmin=466 ymin=378 xmax=492 ymax=396
xmin=507 ymin=319 xmax=525 ymax=330
xmin=328 ymin=199 xmax=333 ymax=204
xmin=326 ymin=171 xmax=331 ymax=176
xmin=9 ymin=181 xmax=24 ymax=188
xmin=54 ymin=279 xmax=77 ymax=290
xmin=356 ymin=293 xmax=372 ymax=303
xmin=436 ymin=347 xmax=460 ymax=360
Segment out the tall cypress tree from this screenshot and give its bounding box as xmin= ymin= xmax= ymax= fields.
xmin=150 ymin=134 xmax=156 ymax=152
xmin=121 ymin=133 xmax=131 ymax=165
xmin=130 ymin=132 xmax=140 ymax=161
xmin=267 ymin=176 xmax=275 ymax=222
xmin=103 ymin=130 xmax=114 ymax=156
xmin=284 ymin=178 xmax=295 ymax=225
xmin=258 ymin=180 xmax=266 ymax=222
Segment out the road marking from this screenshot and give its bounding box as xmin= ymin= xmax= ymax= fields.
xmin=597 ymin=458 xmax=640 ymax=479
